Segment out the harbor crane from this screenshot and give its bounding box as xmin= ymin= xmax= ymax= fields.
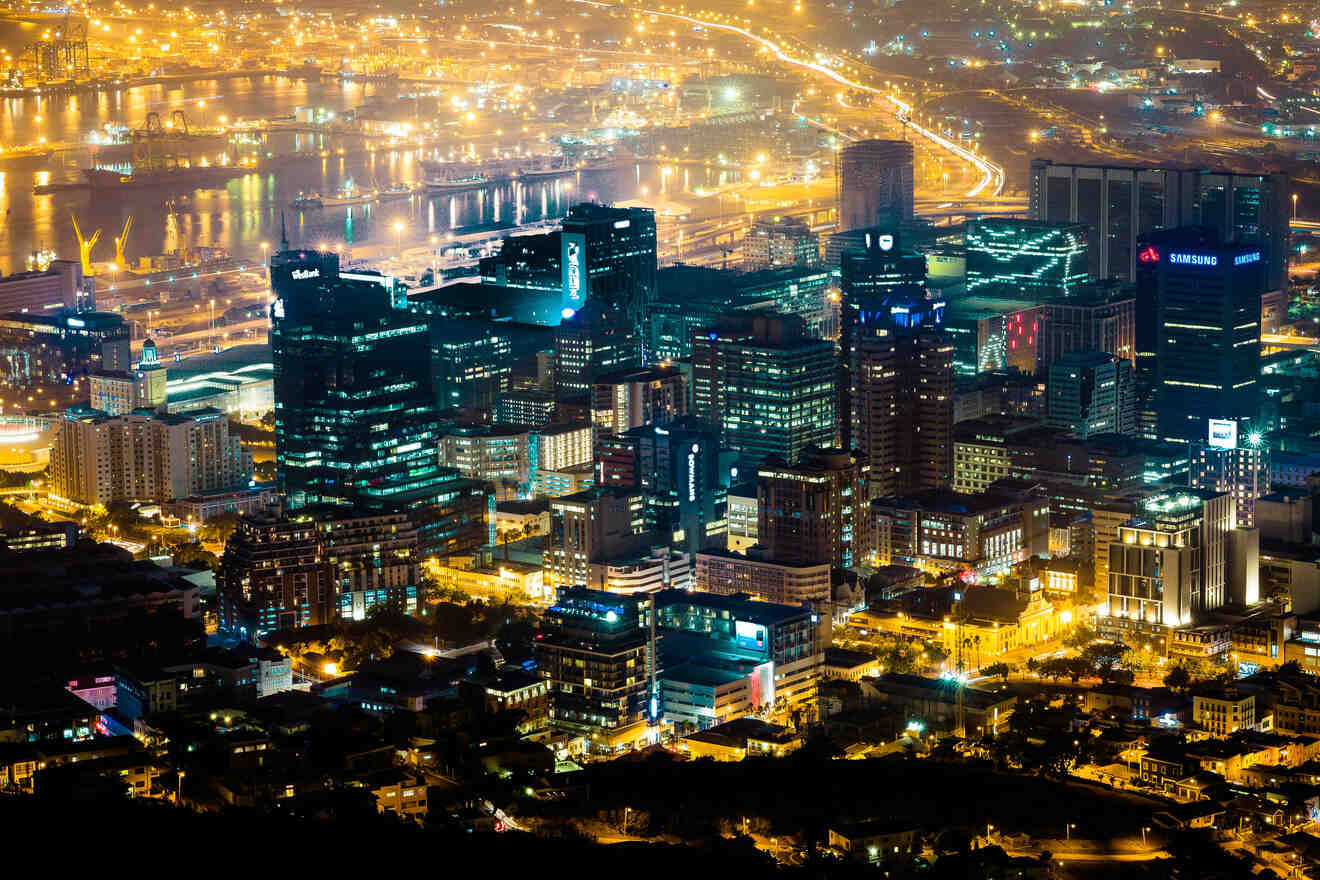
xmin=71 ymin=215 xmax=101 ymax=277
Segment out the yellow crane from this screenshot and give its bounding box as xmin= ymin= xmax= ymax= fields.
xmin=114 ymin=216 xmax=133 ymax=271
xmin=71 ymin=214 xmax=101 ymax=276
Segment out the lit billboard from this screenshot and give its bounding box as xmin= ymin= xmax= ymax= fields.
xmin=1208 ymin=419 xmax=1238 ymax=450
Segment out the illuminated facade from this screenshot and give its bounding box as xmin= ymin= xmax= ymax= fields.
xmin=871 ymin=487 xmax=1050 ymax=575
xmin=965 ymin=218 xmax=1089 ymax=298
xmin=742 ymin=215 xmax=820 ymax=271
xmin=691 ymin=312 xmax=835 ymax=471
xmin=1046 ymin=350 xmax=1136 ymax=439
xmin=1154 ymin=240 xmax=1263 ymax=443
xmin=758 ymin=448 xmax=872 ymax=570
xmin=1188 ymin=438 xmax=1270 ymax=528
xmin=1099 ymin=489 xmax=1240 ymax=650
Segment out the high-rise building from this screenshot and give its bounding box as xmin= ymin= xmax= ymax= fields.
xmin=1188 ymin=427 xmax=1270 ymax=528
xmin=218 ymin=509 xmax=422 ymax=638
xmin=438 ymin=426 xmax=531 ymax=501
xmin=1030 ymin=159 xmax=1290 ymax=291
xmin=636 ymin=419 xmax=728 ymax=557
xmin=590 ymin=365 xmax=687 ymax=437
xmin=757 ymin=447 xmax=872 ymax=569
xmin=1036 ymin=288 xmax=1137 ymax=370
xmin=544 ymin=487 xmax=649 ymax=591
xmin=554 ymin=302 xmax=639 ymax=397
xmin=270 ymin=246 xmax=489 ymax=555
xmin=51 ymin=406 xmax=250 ymax=506
xmin=839 ymin=139 xmax=915 ymax=231
xmin=430 ymin=320 xmax=512 ymax=412
xmin=561 ymin=203 xmax=657 ymax=341
xmin=494 ymin=388 xmax=557 ymax=427
xmin=691 ymin=312 xmax=836 ymax=471
xmin=853 ymin=292 xmax=954 ymax=497
xmin=1099 ymin=489 xmax=1256 ymax=650
xmin=1153 ymin=239 xmax=1263 ymax=442
xmin=536 ymin=588 xmax=656 ymax=737
xmin=1047 ymin=350 xmax=1135 ymax=439
xmin=742 ymin=215 xmax=819 ymax=271
xmin=965 ymin=218 xmax=1090 ymax=298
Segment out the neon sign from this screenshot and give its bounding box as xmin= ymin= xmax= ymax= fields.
xmin=1137 ymin=245 xmax=1160 ymax=264
xmin=290 ymin=268 xmax=320 ymax=280
xmin=566 ymin=241 xmax=581 ymax=299
xmin=1168 ymin=253 xmax=1217 ymax=267
xmin=1234 ymin=251 xmax=1261 ymax=266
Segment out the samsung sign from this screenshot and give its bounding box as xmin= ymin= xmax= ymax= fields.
xmin=1234 ymin=251 xmax=1261 ymax=266
xmin=1168 ymin=253 xmax=1218 ymax=267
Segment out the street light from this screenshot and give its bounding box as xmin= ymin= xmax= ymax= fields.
xmin=1066 ymin=823 xmax=1076 ymax=841
xmin=393 ymin=219 xmax=405 ymax=252
xmin=1293 ymin=193 xmax=1299 ymax=221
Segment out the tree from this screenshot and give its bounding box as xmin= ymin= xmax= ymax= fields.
xmin=200 ymin=512 xmax=242 ymax=545
xmin=1063 ymin=623 xmax=1097 ymax=651
xmin=1163 ymin=666 xmax=1192 ymax=692
xmin=1081 ymin=641 xmax=1130 ymax=683
xmin=1040 ymin=657 xmax=1070 ymax=683
xmin=1279 ymin=660 xmax=1304 ymax=677
xmin=982 ymin=662 xmax=1014 ymax=682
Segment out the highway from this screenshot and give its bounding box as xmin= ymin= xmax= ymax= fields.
xmin=570 ymin=0 xmax=1004 ymax=201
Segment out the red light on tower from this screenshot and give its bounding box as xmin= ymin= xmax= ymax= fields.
xmin=1138 ymin=245 xmax=1160 ymax=264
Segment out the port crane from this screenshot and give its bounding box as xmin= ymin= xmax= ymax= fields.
xmin=114 ymin=217 xmax=133 ymax=271
xmin=132 ymin=111 xmax=194 ymax=173
xmin=71 ymin=215 xmax=101 ymax=277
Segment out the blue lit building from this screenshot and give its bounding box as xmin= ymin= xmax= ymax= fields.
xmin=1154 ymin=238 xmax=1264 ymax=443
xmin=270 ymin=245 xmax=488 ymax=556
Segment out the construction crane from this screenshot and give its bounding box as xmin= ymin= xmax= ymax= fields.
xmin=71 ymin=215 xmax=101 ymax=277
xmin=114 ymin=216 xmax=133 ymax=271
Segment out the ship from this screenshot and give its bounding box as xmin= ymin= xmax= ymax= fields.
xmin=422 ymin=175 xmax=490 ymax=193
xmin=80 ymin=165 xmax=250 ymax=190
xmin=291 ymin=178 xmax=379 ymax=209
xmin=377 ymin=182 xmax=418 ymax=202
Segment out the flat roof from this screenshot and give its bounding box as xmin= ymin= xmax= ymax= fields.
xmin=655 ymin=588 xmax=811 ymax=625
xmin=661 ymin=662 xmax=748 ymax=688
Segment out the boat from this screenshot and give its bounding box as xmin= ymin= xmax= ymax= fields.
xmin=377 ymin=182 xmax=417 ymax=202
xmin=290 ymin=178 xmax=378 ymax=209
xmin=82 ymin=165 xmax=249 ymax=190
xmin=423 ymin=175 xmax=490 ymax=192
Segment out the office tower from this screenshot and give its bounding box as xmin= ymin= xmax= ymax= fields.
xmin=1036 ymin=288 xmax=1137 ymax=369
xmin=561 ymin=203 xmax=657 ymax=339
xmin=871 ymin=486 xmax=1050 ymax=573
xmin=1047 ymin=350 xmax=1135 ymax=439
xmin=1030 ymin=159 xmax=1290 ymax=290
xmin=691 ymin=312 xmax=836 ymax=471
xmin=0 ymin=310 xmax=130 ymax=388
xmin=430 ymin=320 xmax=512 ymax=412
xmin=634 ymin=418 xmax=728 ymax=556
xmin=742 ymin=215 xmax=820 ymax=270
xmin=270 ymin=246 xmax=488 ymax=554
xmin=438 ymin=427 xmax=531 ymax=501
xmin=965 ymin=218 xmax=1090 ymax=298
xmin=757 ymin=447 xmax=872 ymax=569
xmin=1154 ymin=240 xmax=1264 ymax=443
xmin=1189 ymin=427 xmax=1270 ymax=527
xmin=544 ymin=487 xmax=648 ymax=591
xmin=536 ymin=588 xmax=656 ymax=736
xmin=553 ymin=301 xmax=639 ymax=398
xmin=51 ymin=406 xmax=250 ymax=506
xmin=590 ymin=365 xmax=688 ymax=437
xmin=854 ymin=292 xmax=954 ymax=497
xmin=218 ymin=510 xmax=421 ymax=638
xmin=838 ymin=139 xmax=915 ymax=231
xmin=494 ymin=388 xmax=557 ymax=426
xmin=1099 ymin=489 xmax=1251 ymax=649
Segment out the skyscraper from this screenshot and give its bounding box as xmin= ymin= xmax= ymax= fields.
xmin=1047 ymin=350 xmax=1135 ymax=439
xmin=553 ymin=301 xmax=640 ymax=398
xmin=560 ymin=203 xmax=657 ymax=343
xmin=741 ymin=215 xmax=820 ymax=270
xmin=1154 ymin=239 xmax=1264 ymax=443
xmin=964 ymin=218 xmax=1090 ymax=298
xmin=1030 ymin=159 xmax=1290 ymax=290
xmin=838 ymin=139 xmax=915 ymax=231
xmin=691 ymin=312 xmax=836 ymax=471
xmin=757 ymin=447 xmax=872 ymax=569
xmin=853 ymin=292 xmax=954 ymax=497
xmin=1189 ymin=427 xmax=1270 ymax=528
xmin=270 ymin=246 xmax=488 ymax=555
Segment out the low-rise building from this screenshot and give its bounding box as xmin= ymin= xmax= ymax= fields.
xmin=677 ymin=717 xmax=801 ymax=760
xmin=693 ymin=548 xmax=830 ymax=605
xmin=1193 ymin=690 xmax=1256 ymax=737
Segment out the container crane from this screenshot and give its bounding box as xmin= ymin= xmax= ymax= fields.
xmin=71 ymin=215 xmax=101 ymax=276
